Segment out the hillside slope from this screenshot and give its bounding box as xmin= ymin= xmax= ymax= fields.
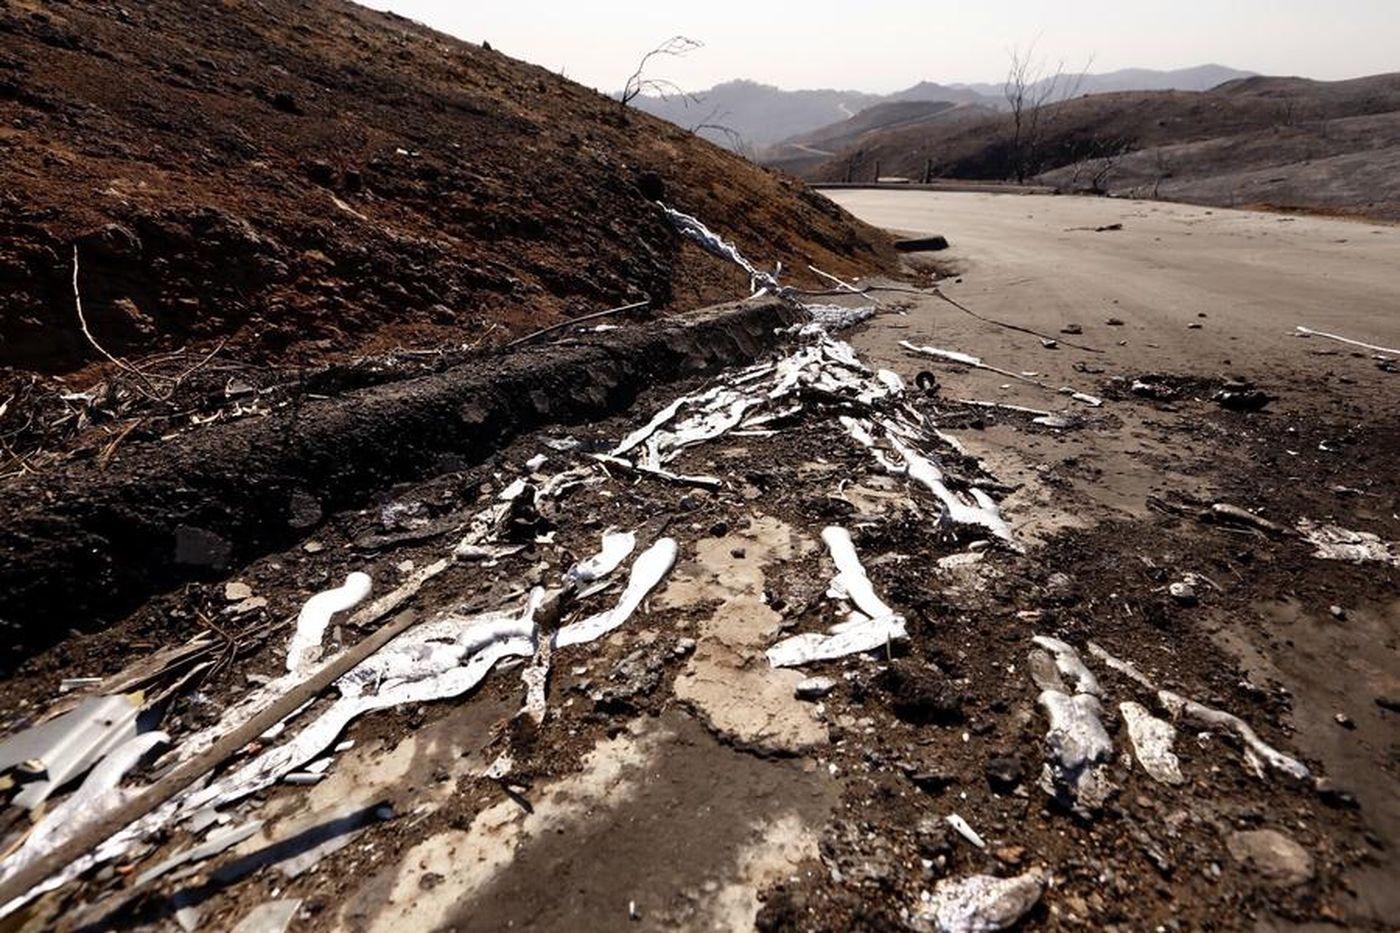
xmin=0 ymin=1 xmax=894 ymax=374
xmin=762 ymin=100 xmax=996 ymax=177
xmin=808 ymin=74 xmax=1400 ymax=219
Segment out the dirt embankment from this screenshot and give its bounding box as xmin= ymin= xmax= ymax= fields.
xmin=0 ymin=0 xmax=894 ymax=376
xmin=0 ymin=298 xmax=801 ymax=671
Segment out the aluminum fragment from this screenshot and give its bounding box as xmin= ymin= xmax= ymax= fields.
xmin=1119 ymin=701 xmax=1185 ymax=785
xmin=917 ymin=869 xmax=1047 ymax=933
xmin=285 ymin=572 xmax=372 ymax=674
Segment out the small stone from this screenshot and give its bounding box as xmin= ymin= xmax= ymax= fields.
xmin=1061 ymin=324 xmax=1083 ymax=335
xmin=730 ymin=547 xmax=747 ymax=559
xmin=1334 ymin=712 xmax=1355 ymax=730
xmin=232 ymin=596 xmax=268 ymax=615
xmin=985 ymin=755 xmax=1025 ymax=794
xmin=1105 ymin=317 xmax=1125 ymax=326
xmin=223 ymin=581 xmax=253 ymax=602
xmin=674 ymin=637 xmax=697 ymax=657
xmin=1168 ymin=581 xmax=1197 ymax=606
xmin=1315 ymin=778 xmax=1360 ymax=810
xmin=303 ymin=540 xmax=325 ymax=554
xmin=795 ymin=676 xmax=836 ymax=700
xmin=1329 ymin=605 xmax=1346 ymax=620
xmin=1226 ymin=829 xmax=1315 ymax=887
xmin=1187 ymin=322 xmax=1203 ymax=330
xmin=994 ymin=845 xmax=1026 ymax=866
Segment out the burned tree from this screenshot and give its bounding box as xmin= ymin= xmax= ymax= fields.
xmin=619 ymin=35 xmax=702 ymax=109
xmin=1003 ymin=44 xmax=1089 ymax=183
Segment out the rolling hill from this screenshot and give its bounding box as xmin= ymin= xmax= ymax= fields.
xmin=805 ymin=73 xmax=1400 ymax=219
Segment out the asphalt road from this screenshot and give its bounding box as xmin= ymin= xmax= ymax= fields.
xmin=825 ymin=190 xmax=1400 ymax=375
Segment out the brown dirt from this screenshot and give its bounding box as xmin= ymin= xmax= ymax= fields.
xmin=0 ymin=0 xmax=894 ymax=379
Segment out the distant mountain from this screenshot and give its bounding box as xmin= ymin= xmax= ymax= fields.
xmin=629 ymin=80 xmax=886 ymax=152
xmin=949 ymin=64 xmax=1256 ymax=101
xmin=632 ymin=66 xmax=1257 ymax=154
xmin=884 ymin=81 xmax=1001 ymax=107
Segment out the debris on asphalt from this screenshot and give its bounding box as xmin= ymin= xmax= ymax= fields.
xmin=228 ymin=899 xmax=301 ymax=933
xmin=945 ymin=813 xmax=987 ymax=849
xmin=1213 ymin=381 xmax=1273 ymax=412
xmin=0 ymin=693 xmax=144 ymax=810
xmin=1295 ymin=325 xmax=1400 ymax=357
xmin=1205 ymin=503 xmax=1285 ymax=536
xmin=768 ymin=526 xmax=908 ymax=667
xmin=1297 ymin=519 xmax=1400 ymax=567
xmin=900 ymin=340 xmax=1102 ymax=407
xmin=132 ymin=819 xmax=264 ymax=887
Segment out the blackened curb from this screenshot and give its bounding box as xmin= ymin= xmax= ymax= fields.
xmin=0 ymin=299 xmax=804 ymax=664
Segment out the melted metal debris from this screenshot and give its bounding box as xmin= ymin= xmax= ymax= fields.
xmin=767 ymin=526 xmax=908 ymax=667
xmin=916 ymin=868 xmax=1047 ymax=933
xmin=1296 ymin=518 xmax=1400 ymax=567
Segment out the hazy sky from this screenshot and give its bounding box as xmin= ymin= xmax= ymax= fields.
xmin=364 ymin=1 xmax=1398 ymax=93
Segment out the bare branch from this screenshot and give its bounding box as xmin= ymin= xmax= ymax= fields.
xmin=620 ymin=35 xmax=702 ymax=108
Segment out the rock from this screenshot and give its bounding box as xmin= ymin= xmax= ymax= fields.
xmin=1105 ymin=317 xmax=1125 ymax=326
xmin=302 ymin=540 xmax=325 ymax=554
xmin=1376 ymin=694 xmax=1400 ymax=713
xmin=1315 ymin=778 xmax=1360 ymax=810
xmin=1168 ymin=581 xmax=1197 ymax=606
xmin=673 ymin=637 xmax=697 ymax=657
xmin=985 ymin=755 xmax=1025 ymax=794
xmin=1334 ymin=712 xmax=1355 ymax=730
xmin=795 ymin=676 xmax=836 ymax=700
xmin=1226 ymin=829 xmax=1314 ymax=887
xmin=1214 ymin=382 xmax=1272 ymax=411
xmin=1188 ymin=322 xmax=1203 ymax=329
xmin=223 ymin=581 xmax=253 ymax=602
xmin=993 ymin=846 xmax=1025 ymax=866
xmin=1060 ymin=324 xmax=1083 ymax=335
xmin=1329 ymin=605 xmax=1346 ymax=620
xmin=636 ymin=170 xmax=665 ymax=201
xmin=917 ymin=869 xmax=1046 ymax=932
xmin=303 ymin=159 xmax=336 ymax=186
